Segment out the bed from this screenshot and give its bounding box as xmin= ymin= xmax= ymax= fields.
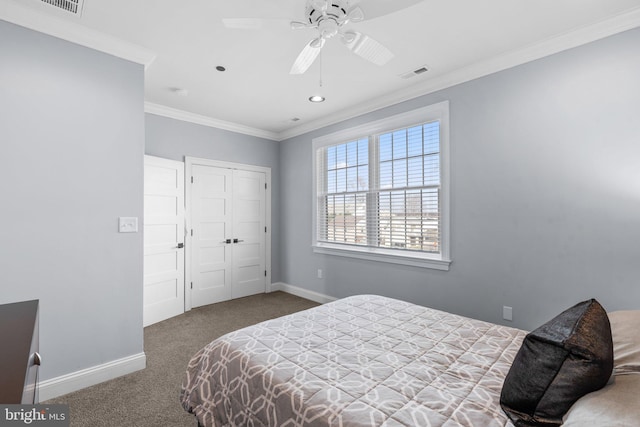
xmin=180 ymin=295 xmax=640 ymax=427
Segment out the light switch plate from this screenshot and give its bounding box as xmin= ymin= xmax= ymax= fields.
xmin=119 ymin=217 xmax=138 ymax=233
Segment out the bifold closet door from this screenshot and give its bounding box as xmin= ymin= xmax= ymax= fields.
xmin=190 ymin=165 xmax=266 ymax=308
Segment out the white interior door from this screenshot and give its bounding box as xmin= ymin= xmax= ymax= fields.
xmin=190 ymin=165 xmax=233 ymax=307
xmin=188 ymin=160 xmax=268 ymax=308
xmin=232 ymin=170 xmax=266 ymax=299
xmin=143 ymin=155 xmax=185 ymax=327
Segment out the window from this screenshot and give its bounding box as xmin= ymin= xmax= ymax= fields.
xmin=312 ymin=101 xmax=450 ymax=270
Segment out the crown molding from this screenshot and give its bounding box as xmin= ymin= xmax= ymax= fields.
xmin=144 ymin=102 xmax=280 ymax=141
xmin=4 ymin=0 xmax=638 ymax=142
xmin=278 ymin=6 xmax=640 ymax=141
xmin=0 ymin=1 xmax=156 ymax=67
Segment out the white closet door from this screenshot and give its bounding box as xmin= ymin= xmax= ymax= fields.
xmin=143 ymin=156 xmax=185 ymax=326
xmin=231 ymin=170 xmax=266 ymax=299
xmin=188 ymin=162 xmax=267 ymax=308
xmin=190 ymin=165 xmax=233 ymax=307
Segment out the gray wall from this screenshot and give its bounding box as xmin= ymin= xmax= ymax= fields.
xmin=280 ymin=27 xmax=640 ymax=331
xmin=2 ymin=15 xmax=637 ymax=386
xmin=0 ymin=21 xmax=145 ymax=380
xmin=145 ymin=114 xmax=282 ymax=282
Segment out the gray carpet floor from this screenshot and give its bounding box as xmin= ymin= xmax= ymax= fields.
xmin=46 ymin=292 xmax=320 ymax=427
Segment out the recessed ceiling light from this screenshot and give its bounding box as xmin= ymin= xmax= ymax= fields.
xmin=216 ymin=66 xmax=226 ymax=72
xmin=309 ymin=95 xmax=325 ymax=103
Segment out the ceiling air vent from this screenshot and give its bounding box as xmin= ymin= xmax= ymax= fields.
xmin=39 ymin=0 xmax=84 ymax=16
xmin=399 ymin=66 xmax=429 ymax=79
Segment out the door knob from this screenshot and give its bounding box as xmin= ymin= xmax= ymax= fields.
xmin=176 ymin=243 xmax=184 ymax=249
xmin=233 ymin=238 xmax=244 ymax=243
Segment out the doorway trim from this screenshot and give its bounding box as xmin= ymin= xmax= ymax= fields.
xmin=184 ymin=157 xmax=272 ymax=311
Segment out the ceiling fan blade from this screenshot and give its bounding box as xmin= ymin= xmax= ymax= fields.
xmin=342 ymin=31 xmax=394 ymax=66
xmin=290 ymin=20 xmax=318 ymax=30
xmin=346 ymin=7 xmax=365 ymax=23
xmin=310 ymin=0 xmax=330 ymax=14
xmin=290 ymin=38 xmax=325 ymax=75
xmin=353 ymin=0 xmax=423 ymax=21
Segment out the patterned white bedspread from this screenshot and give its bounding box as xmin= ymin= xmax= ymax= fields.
xmin=180 ymin=295 xmax=526 ymax=426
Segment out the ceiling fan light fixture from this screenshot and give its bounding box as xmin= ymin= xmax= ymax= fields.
xmin=288 ymin=0 xmax=401 ymax=75
xmin=309 ymin=95 xmax=326 ymax=103
xmin=318 ymin=19 xmax=339 ymax=38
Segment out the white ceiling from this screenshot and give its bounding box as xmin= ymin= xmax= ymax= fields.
xmin=3 ymin=0 xmax=640 ymax=140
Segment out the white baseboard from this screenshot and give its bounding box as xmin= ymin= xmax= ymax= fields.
xmin=270 ymin=282 xmax=337 ymax=304
xmin=38 ymin=352 xmax=146 ymax=401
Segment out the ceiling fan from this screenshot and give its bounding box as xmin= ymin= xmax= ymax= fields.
xmin=223 ymin=0 xmax=424 ymax=75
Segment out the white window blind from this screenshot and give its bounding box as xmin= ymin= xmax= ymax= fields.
xmin=313 ymin=102 xmax=450 ymax=270
xmin=318 ymin=137 xmax=369 ymax=246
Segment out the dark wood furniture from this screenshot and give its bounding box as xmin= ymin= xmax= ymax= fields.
xmin=0 ymin=300 xmax=40 ymax=404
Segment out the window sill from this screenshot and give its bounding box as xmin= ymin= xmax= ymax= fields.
xmin=313 ymin=243 xmax=451 ymax=271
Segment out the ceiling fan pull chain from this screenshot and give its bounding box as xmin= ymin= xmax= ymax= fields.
xmin=319 ymin=49 xmax=323 ymax=89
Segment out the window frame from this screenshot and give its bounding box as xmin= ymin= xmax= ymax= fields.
xmin=311 ymin=101 xmax=451 ymax=270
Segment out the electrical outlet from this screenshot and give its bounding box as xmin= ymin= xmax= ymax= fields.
xmin=317 ymin=269 xmax=323 ymax=279
xmin=503 ymin=306 xmax=513 ymax=321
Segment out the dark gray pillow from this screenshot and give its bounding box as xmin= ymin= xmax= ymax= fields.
xmin=500 ymin=299 xmax=613 ymax=426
